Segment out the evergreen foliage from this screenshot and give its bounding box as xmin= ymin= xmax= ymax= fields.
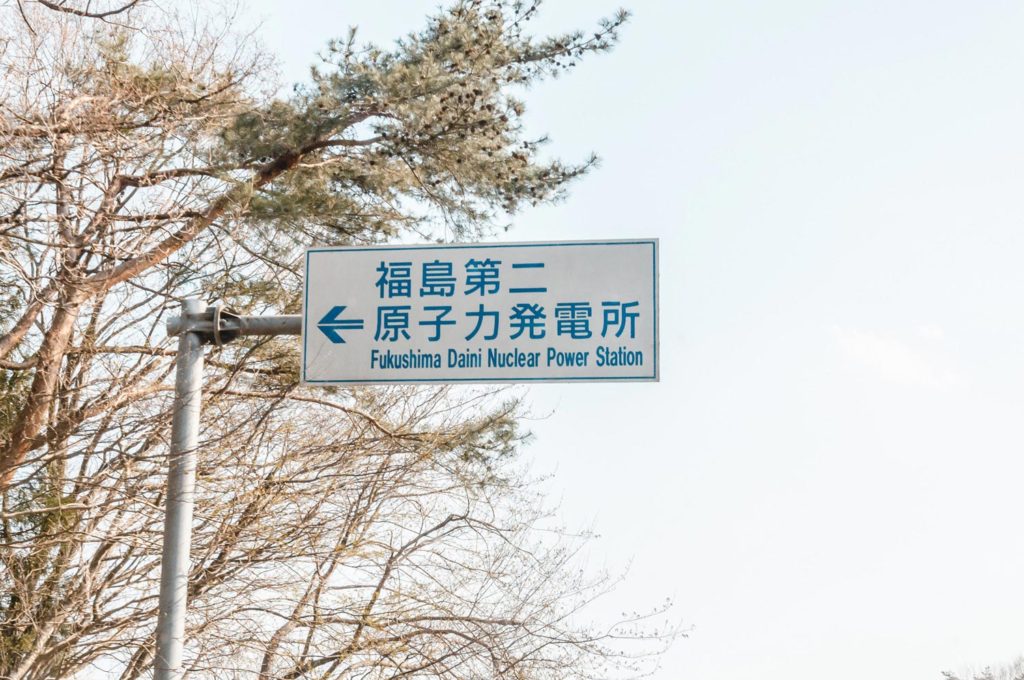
xmin=0 ymin=1 xmax=673 ymax=677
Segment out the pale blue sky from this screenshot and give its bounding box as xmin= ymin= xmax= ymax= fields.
xmin=244 ymin=1 xmax=1024 ymax=678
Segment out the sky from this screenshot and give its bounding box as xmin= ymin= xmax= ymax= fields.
xmin=242 ymin=1 xmax=1024 ymax=678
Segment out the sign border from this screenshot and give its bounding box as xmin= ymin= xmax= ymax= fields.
xmin=301 ymin=239 xmax=659 ymax=385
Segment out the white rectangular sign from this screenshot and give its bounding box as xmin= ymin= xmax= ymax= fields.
xmin=302 ymin=239 xmax=658 ymax=384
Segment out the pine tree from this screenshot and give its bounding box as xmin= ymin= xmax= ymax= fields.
xmin=0 ymin=1 xmax=671 ymax=677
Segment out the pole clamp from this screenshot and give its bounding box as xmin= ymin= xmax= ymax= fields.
xmin=210 ymin=305 xmax=241 ymax=346
xmin=166 ymin=305 xmax=242 ymax=345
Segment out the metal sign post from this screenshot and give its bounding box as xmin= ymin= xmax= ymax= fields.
xmin=153 ymin=238 xmax=658 ymax=677
xmin=155 ymin=301 xmax=300 ymax=680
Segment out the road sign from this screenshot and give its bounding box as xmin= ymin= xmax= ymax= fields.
xmin=302 ymin=239 xmax=659 ymax=384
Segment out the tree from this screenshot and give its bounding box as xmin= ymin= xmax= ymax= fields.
xmin=0 ymin=1 xmax=673 ymax=677
xmin=944 ymin=658 xmax=1024 ymax=680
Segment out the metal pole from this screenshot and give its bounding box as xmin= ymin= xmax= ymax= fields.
xmin=154 ymin=299 xmax=206 ymax=680
xmin=165 ymin=314 xmax=301 ymax=338
xmin=154 ymin=303 xmax=300 ymax=677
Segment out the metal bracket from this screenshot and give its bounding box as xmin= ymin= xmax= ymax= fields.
xmin=166 ymin=306 xmax=301 ymax=343
xmin=166 ymin=306 xmax=241 ymax=346
xmin=210 ymin=305 xmax=241 ymax=346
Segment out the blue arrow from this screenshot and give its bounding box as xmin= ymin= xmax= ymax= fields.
xmin=317 ymin=305 xmax=365 ymax=344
